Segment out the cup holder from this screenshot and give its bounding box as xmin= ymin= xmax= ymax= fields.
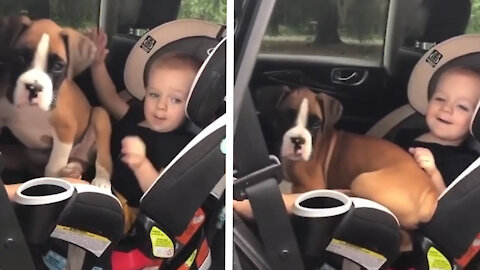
xmin=292 ymin=190 xmax=353 ymax=260
xmin=13 ymin=177 xmax=75 ymax=245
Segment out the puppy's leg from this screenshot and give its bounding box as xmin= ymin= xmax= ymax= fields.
xmin=45 ymin=129 xmax=75 ymax=177
xmin=90 ymin=107 xmax=112 ymax=190
xmin=60 ymin=124 xmax=97 ymax=179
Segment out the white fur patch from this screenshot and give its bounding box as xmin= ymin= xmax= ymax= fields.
xmin=13 ymin=33 xmax=54 ymax=111
xmin=91 ymin=161 xmax=111 ymax=191
xmin=45 ymin=134 xmax=73 ymax=177
xmin=14 ymin=69 xmax=53 ymax=111
xmin=297 ymin=98 xmax=309 ymax=127
xmin=281 ymin=98 xmax=313 ymax=161
xmin=281 ymin=127 xmax=312 ymax=161
xmin=34 ymin=34 xmax=50 ymax=70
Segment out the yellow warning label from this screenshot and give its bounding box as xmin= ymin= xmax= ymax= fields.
xmin=51 ymin=225 xmax=111 ymax=257
xmin=55 ymin=225 xmax=109 ymax=243
xmin=331 ymin=239 xmax=385 ymax=259
xmin=184 ymin=249 xmax=198 ymax=267
xmin=150 ymin=226 xmax=174 ymax=258
xmin=326 ymin=238 xmax=387 ymax=270
xmin=427 ymin=247 xmax=452 ymax=270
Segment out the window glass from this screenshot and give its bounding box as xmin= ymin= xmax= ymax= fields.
xmin=0 ymin=0 xmax=100 ymax=29
xmin=178 ymin=0 xmax=227 ymax=25
xmin=466 ymin=0 xmax=480 ymax=34
xmin=260 ymin=0 xmax=389 ymax=63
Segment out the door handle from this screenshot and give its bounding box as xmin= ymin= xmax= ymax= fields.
xmin=331 ymin=68 xmax=368 ymax=85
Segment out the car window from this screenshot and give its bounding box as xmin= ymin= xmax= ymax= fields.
xmin=178 ymin=0 xmax=227 ymax=25
xmin=0 ymin=0 xmax=100 ymax=29
xmin=466 ymin=0 xmax=480 ymax=34
xmin=260 ymin=0 xmax=389 ymax=64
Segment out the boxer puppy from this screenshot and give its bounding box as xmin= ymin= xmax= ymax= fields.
xmin=279 ymin=87 xmax=438 ymax=229
xmin=0 ymin=17 xmax=112 ymax=188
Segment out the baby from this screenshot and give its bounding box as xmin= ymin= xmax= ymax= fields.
xmin=89 ymin=29 xmax=201 ymax=207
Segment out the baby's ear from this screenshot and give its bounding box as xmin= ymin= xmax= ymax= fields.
xmin=61 ymin=27 xmax=97 ymax=78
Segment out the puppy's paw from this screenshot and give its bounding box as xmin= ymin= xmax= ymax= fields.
xmin=59 ymin=162 xmax=83 ymax=179
xmin=91 ymin=177 xmax=111 ymax=191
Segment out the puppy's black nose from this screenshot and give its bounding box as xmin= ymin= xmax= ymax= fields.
xmin=26 ymin=82 xmax=43 ymax=101
xmin=291 ymin=136 xmax=305 ymax=151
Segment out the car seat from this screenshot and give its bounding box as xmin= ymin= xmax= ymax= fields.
xmin=0 ymin=19 xmax=226 ymax=270
xmin=366 ymin=34 xmax=480 ymax=269
xmin=110 ymin=19 xmax=226 ymax=270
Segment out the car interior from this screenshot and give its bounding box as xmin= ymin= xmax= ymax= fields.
xmin=0 ymin=0 xmax=226 ymax=269
xmin=234 ymin=0 xmax=480 ymax=269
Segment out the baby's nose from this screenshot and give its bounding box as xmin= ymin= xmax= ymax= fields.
xmin=157 ymin=99 xmax=167 ymax=110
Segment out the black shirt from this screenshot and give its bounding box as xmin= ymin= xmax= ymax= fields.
xmin=394 ymin=128 xmax=478 ymax=187
xmin=111 ymin=105 xmax=194 ymax=207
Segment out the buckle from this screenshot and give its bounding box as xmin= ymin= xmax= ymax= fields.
xmin=233 ymin=155 xmax=282 ymax=200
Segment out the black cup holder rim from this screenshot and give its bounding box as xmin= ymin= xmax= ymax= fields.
xmin=293 ymin=189 xmax=352 ymax=218
xmin=14 ymin=177 xmax=74 ymax=205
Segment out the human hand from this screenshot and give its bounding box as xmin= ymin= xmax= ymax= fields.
xmin=86 ymin=27 xmax=109 ymax=65
xmin=121 ymin=136 xmax=147 ymax=170
xmin=233 ymin=200 xmax=254 ymax=220
xmin=408 ymin=147 xmax=438 ymax=176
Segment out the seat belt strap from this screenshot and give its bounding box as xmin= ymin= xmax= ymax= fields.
xmin=234 ymin=91 xmax=305 ymax=269
xmin=233 ymin=211 xmax=272 ymax=270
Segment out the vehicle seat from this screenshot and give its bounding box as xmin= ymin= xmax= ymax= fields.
xmin=111 ymin=20 xmax=226 ymax=270
xmin=366 ymin=34 xmax=480 ymax=267
xmin=122 ymin=18 xmax=225 ymax=134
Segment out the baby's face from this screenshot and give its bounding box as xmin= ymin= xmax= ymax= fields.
xmin=143 ymin=67 xmax=196 ymax=132
xmin=426 ymin=71 xmax=480 ymax=144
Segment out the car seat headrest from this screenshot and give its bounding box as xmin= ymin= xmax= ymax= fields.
xmin=407 ymin=34 xmax=480 ymax=115
xmin=186 ymin=37 xmax=226 ymax=128
xmin=471 ymin=99 xmax=480 ymax=141
xmin=124 ymin=19 xmax=225 ymax=101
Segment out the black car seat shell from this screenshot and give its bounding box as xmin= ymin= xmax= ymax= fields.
xmin=112 ymin=19 xmax=226 ymax=269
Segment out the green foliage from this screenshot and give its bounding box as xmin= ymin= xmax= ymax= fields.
xmin=0 ymin=0 xmax=99 ymax=29
xmin=178 ymin=0 xmax=227 ymax=24
xmin=466 ymin=0 xmax=480 ymax=34
xmin=49 ymin=0 xmax=99 ymax=29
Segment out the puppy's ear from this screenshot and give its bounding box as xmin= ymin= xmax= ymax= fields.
xmin=61 ymin=27 xmax=97 ymax=78
xmin=0 ymin=15 xmax=30 ymax=48
xmin=317 ymin=92 xmax=343 ymax=132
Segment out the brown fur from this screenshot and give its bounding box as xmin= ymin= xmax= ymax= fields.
xmin=1 ymin=17 xmax=111 ymax=181
xmin=281 ymin=87 xmax=439 ymax=229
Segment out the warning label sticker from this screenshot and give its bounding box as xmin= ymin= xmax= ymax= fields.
xmin=150 ymin=226 xmax=175 ymax=258
xmin=50 ymin=225 xmax=111 ymax=257
xmin=326 ymin=238 xmax=387 ymax=270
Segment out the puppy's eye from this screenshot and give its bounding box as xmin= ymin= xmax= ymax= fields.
xmin=52 ymin=62 xmax=65 ymax=72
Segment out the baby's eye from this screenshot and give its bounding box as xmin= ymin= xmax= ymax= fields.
xmin=433 ymin=97 xmax=445 ymax=102
xmin=457 ymin=104 xmax=470 ymax=111
xmin=170 ymin=97 xmax=182 ymax=104
xmin=149 ymin=92 xmax=160 ymax=98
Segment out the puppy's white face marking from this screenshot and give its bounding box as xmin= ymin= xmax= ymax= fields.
xmin=13 ymin=33 xmax=54 ymax=111
xmin=297 ymin=98 xmax=309 ymax=127
xmin=34 ymin=33 xmax=50 ymax=70
xmin=281 ymin=98 xmax=313 ymax=161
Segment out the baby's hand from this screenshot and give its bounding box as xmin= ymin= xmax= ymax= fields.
xmin=121 ymin=136 xmax=147 ymax=170
xmin=86 ymin=27 xmax=109 ymax=65
xmin=408 ymin=147 xmax=438 ymax=175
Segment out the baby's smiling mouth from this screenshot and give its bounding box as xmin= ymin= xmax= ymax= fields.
xmin=437 ymin=117 xmax=452 ymax=124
